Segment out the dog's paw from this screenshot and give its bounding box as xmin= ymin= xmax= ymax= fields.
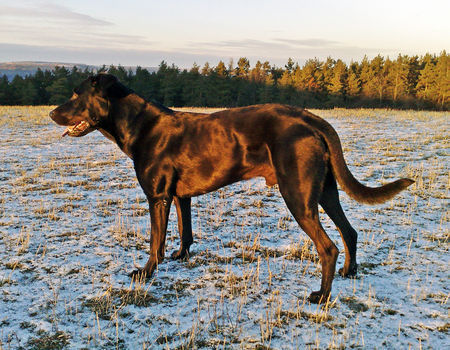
xmin=128 ymin=268 xmax=148 ymax=281
xmin=171 ymin=248 xmax=190 ymax=261
xmin=308 ymin=290 xmax=330 ymax=304
xmin=338 ymin=264 xmax=358 ymax=278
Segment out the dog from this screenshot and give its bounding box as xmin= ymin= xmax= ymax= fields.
xmin=50 ymin=73 xmax=413 ymax=303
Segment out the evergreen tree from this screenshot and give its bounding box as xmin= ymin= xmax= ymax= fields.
xmin=258 ymin=63 xmax=276 ymax=104
xmin=361 ymin=55 xmax=389 ymax=103
xmin=130 ymin=66 xmax=157 ymax=101
xmin=416 ymin=54 xmax=437 ymax=105
xmin=33 ymin=68 xmax=52 ymax=104
xmin=321 ymin=57 xmax=335 ymax=93
xmin=346 ymin=61 xmax=361 ymax=98
xmin=250 ymin=61 xmax=264 ymax=83
xmin=406 ymin=56 xmax=420 ymax=96
xmin=190 ymin=63 xmax=200 ymax=75
xmin=0 ymin=75 xmax=11 ymax=104
xmin=46 ymin=66 xmax=71 ymax=105
xmin=0 ymin=52 xmax=447 ymax=110
xmin=107 ymin=65 xmax=131 ymax=84
xmin=278 ymin=69 xmax=293 ymax=87
xmin=434 ymin=50 xmax=449 ymax=109
xmin=20 ymin=77 xmax=38 ymax=105
xmin=236 ymin=57 xmax=250 ymax=78
xmin=201 ymin=62 xmax=211 ymax=76
xmin=215 ymin=61 xmax=228 ymax=77
xmin=182 ymin=65 xmax=204 ymax=106
xmin=227 ymin=59 xmax=234 ymax=77
xmin=285 ymin=58 xmax=295 ymax=74
xmin=157 ymin=62 xmax=182 ymax=106
xmin=270 ymin=66 xmax=284 ymax=85
xmin=388 ymin=55 xmax=409 ymax=102
xmin=329 ymin=59 xmax=348 ymax=96
xmin=297 ymin=59 xmax=321 ymax=92
xmin=9 ymin=75 xmax=25 ymax=105
xmin=46 ymin=77 xmax=71 ymax=105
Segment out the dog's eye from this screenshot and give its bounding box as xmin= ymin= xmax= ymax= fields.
xmin=73 ymin=88 xmax=81 ymax=95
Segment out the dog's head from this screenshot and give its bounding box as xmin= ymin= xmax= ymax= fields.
xmin=49 ymin=73 xmax=131 ymax=137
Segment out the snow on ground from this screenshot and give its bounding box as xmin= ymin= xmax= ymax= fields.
xmin=0 ymin=107 xmax=448 ymax=349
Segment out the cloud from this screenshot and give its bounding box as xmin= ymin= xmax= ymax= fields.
xmin=274 ymin=38 xmax=341 ymax=48
xmin=192 ymin=39 xmax=290 ymax=51
xmin=187 ymin=38 xmax=324 ymax=55
xmin=188 ymin=38 xmax=361 ymax=53
xmin=0 ymin=22 xmax=155 ymax=50
xmin=0 ymin=2 xmax=112 ymax=26
xmin=184 ymin=38 xmax=383 ymax=63
xmin=0 ymin=2 xmax=154 ymax=51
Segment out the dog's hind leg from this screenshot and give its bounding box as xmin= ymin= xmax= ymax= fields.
xmin=273 ymin=139 xmax=339 ymax=303
xmin=172 ymin=196 xmax=193 ymax=260
xmin=320 ymin=171 xmax=358 ymax=277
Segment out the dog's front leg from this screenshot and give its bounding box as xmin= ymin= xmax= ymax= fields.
xmin=172 ymin=196 xmax=193 ymax=260
xmin=130 ymin=197 xmax=172 ymax=279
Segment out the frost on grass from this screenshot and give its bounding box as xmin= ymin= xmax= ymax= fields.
xmin=0 ymin=107 xmax=448 ymax=349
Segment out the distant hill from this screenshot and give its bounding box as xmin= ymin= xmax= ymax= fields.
xmin=0 ymin=61 xmax=157 ymax=80
xmin=0 ymin=61 xmax=94 ymax=80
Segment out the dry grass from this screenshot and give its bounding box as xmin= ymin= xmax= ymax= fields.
xmin=0 ymin=106 xmax=448 ymax=349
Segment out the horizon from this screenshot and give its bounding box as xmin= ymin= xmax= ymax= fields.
xmin=0 ymin=0 xmax=449 ymax=68
xmin=0 ymin=47 xmax=446 ymax=72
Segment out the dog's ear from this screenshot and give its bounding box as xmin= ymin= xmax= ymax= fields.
xmin=91 ymin=74 xmax=131 ymax=99
xmin=106 ymin=80 xmax=131 ymax=99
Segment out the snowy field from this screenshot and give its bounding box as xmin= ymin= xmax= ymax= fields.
xmin=0 ymin=106 xmax=448 ymax=349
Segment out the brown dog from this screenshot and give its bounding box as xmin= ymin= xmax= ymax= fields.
xmin=50 ymin=73 xmax=413 ymax=303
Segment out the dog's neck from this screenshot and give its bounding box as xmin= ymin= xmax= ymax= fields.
xmin=98 ymin=94 xmax=172 ymax=159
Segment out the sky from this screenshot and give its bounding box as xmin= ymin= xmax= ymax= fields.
xmin=0 ymin=0 xmax=449 ymax=68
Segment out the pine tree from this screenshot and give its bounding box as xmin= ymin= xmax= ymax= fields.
xmin=33 ymin=68 xmax=51 ymax=104
xmin=285 ymin=58 xmax=295 ymax=74
xmin=388 ymin=55 xmax=409 ymax=102
xmin=181 ymin=68 xmax=203 ymax=106
xmin=236 ymin=57 xmax=250 ymax=78
xmin=107 ymin=65 xmax=130 ymax=83
xmin=346 ymin=61 xmax=361 ymax=98
xmin=46 ymin=66 xmax=71 ymax=105
xmin=190 ymin=63 xmax=200 ymax=75
xmin=258 ymin=61 xmax=276 ymax=103
xmin=250 ymin=61 xmax=264 ymax=83
xmin=156 ymin=62 xmax=182 ymax=106
xmin=0 ymin=52 xmax=446 ymax=109
xmin=329 ymin=59 xmax=348 ymax=96
xmin=278 ymin=69 xmax=293 ymax=87
xmin=215 ymin=61 xmax=228 ymax=77
xmin=296 ymin=59 xmax=321 ymax=92
xmin=201 ymin=62 xmax=211 ymax=76
xmin=406 ymin=56 xmax=420 ymax=97
xmin=322 ymin=57 xmax=335 ymax=94
xmin=20 ymin=77 xmax=38 ymax=105
xmin=0 ymin=75 xmax=10 ymax=104
xmin=435 ymin=50 xmax=449 ymax=109
xmin=46 ymin=78 xmax=71 ymax=105
xmin=131 ymin=67 xmax=156 ymax=101
xmin=362 ymin=55 xmax=389 ymax=103
xmin=416 ymin=54 xmax=437 ymax=105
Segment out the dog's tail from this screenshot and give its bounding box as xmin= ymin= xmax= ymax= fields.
xmin=303 ymin=110 xmax=414 ymax=204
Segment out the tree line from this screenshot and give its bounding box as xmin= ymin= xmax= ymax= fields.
xmin=0 ymin=51 xmax=448 ymax=110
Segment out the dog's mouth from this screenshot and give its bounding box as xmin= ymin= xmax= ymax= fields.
xmin=62 ymin=120 xmax=92 ymax=137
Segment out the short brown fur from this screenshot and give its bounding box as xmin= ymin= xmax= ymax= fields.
xmin=50 ymin=74 xmax=414 ymax=303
